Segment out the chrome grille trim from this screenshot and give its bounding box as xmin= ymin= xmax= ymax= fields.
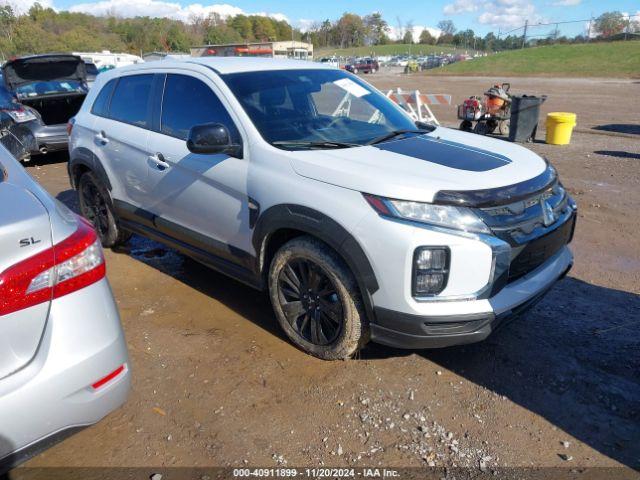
xmin=476 ymin=182 xmax=574 ymax=245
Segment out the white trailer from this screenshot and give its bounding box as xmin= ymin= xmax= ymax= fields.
xmin=73 ymin=51 xmax=144 ymax=70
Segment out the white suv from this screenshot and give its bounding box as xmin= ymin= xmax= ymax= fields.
xmin=68 ymin=58 xmax=576 ymax=360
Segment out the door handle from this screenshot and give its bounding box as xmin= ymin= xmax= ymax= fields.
xmin=94 ymin=131 xmax=109 ymax=145
xmin=149 ymin=153 xmax=170 ymax=171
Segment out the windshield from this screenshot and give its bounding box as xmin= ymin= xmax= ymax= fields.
xmin=222 ymin=69 xmax=416 ymax=149
xmin=15 ymin=80 xmax=86 ymax=99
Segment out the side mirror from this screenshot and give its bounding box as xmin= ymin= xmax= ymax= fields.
xmin=415 ymin=120 xmax=436 ymax=132
xmin=186 ymin=123 xmax=242 ymax=158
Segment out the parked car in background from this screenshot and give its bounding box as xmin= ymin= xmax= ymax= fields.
xmin=0 ymin=146 xmax=130 ymax=472
xmin=319 ymin=57 xmax=340 ymax=68
xmin=0 ymin=75 xmax=37 ymax=161
xmin=84 ymin=62 xmax=99 ymax=88
xmin=68 ymin=58 xmax=576 ymax=360
xmin=345 ymin=57 xmax=379 ymax=74
xmin=2 ymin=54 xmax=89 ymax=156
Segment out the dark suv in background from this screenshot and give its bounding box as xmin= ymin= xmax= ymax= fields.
xmin=345 ymin=58 xmax=379 ymax=74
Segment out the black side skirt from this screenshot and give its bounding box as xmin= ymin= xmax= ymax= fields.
xmin=113 ymin=200 xmax=262 ymax=291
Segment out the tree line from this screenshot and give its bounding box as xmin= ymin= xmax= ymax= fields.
xmin=0 ymin=4 xmax=636 ymax=59
xmin=307 ymin=12 xmax=640 ymax=51
xmin=0 ymin=2 xmax=298 ymax=58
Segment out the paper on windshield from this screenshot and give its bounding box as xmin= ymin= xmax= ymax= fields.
xmin=333 ymin=78 xmax=370 ymax=98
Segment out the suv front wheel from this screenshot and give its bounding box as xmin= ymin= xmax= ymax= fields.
xmin=77 ymin=171 xmax=131 ymax=248
xmin=268 ymin=236 xmax=368 ymax=360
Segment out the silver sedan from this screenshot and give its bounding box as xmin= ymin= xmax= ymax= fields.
xmin=0 ymin=146 xmax=130 ymax=471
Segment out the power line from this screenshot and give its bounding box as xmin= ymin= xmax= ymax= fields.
xmin=499 ymin=13 xmax=640 ymax=37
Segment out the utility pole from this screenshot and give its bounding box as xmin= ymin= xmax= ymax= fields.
xmin=521 ymin=19 xmax=528 ymax=48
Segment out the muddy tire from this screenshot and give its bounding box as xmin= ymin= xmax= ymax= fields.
xmin=473 ymin=121 xmax=490 ymax=136
xmin=77 ymin=171 xmax=131 ymax=248
xmin=268 ymin=236 xmax=368 ymax=360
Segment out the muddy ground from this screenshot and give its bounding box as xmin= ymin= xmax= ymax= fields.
xmin=16 ymin=74 xmax=640 ymax=476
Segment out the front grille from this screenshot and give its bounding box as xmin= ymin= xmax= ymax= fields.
xmin=508 ymin=212 xmax=576 ymax=282
xmin=464 ymin=177 xmax=576 ymax=296
xmin=478 ymin=181 xmax=570 ymax=246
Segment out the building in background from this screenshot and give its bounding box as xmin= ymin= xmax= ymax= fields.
xmin=190 ymin=41 xmax=313 ymax=60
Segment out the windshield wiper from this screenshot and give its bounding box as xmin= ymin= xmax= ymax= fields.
xmin=272 ymin=140 xmax=361 ymax=149
xmin=366 ymin=129 xmax=427 ymax=146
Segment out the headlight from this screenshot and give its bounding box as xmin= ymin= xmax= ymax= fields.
xmin=364 ymin=194 xmax=491 ymax=234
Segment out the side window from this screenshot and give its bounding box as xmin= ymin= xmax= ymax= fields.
xmin=91 ymin=79 xmax=116 ymax=117
xmin=161 ymin=74 xmax=239 ymax=142
xmin=109 ymin=74 xmax=153 ymax=128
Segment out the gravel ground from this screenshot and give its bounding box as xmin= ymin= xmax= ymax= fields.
xmin=13 ymin=74 xmax=640 ymax=476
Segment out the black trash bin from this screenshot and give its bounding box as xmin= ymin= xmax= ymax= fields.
xmin=508 ymin=95 xmax=546 ymax=143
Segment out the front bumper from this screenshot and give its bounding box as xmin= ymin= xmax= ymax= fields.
xmin=0 ymin=278 xmax=130 ymax=469
xmin=370 ymin=245 xmax=573 ymax=349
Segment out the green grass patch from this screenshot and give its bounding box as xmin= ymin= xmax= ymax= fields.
xmin=316 ymin=43 xmax=466 ymax=58
xmin=431 ymin=41 xmax=640 ymax=77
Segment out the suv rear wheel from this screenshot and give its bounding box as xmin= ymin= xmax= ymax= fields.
xmin=77 ymin=171 xmax=131 ymax=248
xmin=268 ymin=236 xmax=368 ymax=360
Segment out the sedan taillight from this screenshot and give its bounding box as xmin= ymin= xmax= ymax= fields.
xmin=2 ymin=107 xmax=38 ymax=123
xmin=66 ymin=117 xmax=75 ymax=136
xmin=0 ymin=218 xmax=105 ymax=316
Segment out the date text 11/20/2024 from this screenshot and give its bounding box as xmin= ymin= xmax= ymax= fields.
xmin=232 ymin=468 xmax=401 ymax=478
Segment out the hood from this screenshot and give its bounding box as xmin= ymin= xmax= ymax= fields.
xmin=288 ymin=127 xmax=548 ymax=204
xmin=2 ymin=54 xmax=87 ymax=91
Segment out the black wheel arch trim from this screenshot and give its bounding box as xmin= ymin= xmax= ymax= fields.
xmin=68 ymin=147 xmax=112 ymax=191
xmin=252 ymin=204 xmax=379 ymax=322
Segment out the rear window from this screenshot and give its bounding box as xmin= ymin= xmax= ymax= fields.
xmin=109 ymin=74 xmax=153 ymax=128
xmin=85 ymin=63 xmax=99 ymax=76
xmin=15 ymin=80 xmax=85 ymax=98
xmin=91 ymin=79 xmax=116 ymax=117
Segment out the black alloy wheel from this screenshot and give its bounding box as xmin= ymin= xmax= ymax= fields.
xmin=277 ymin=258 xmax=344 ymax=346
xmin=77 ymin=172 xmax=131 ymax=248
xmin=80 ymin=177 xmax=110 ymax=238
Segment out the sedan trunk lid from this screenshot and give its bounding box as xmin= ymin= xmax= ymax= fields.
xmin=0 ymin=161 xmax=53 ymax=380
xmin=2 ymin=54 xmax=87 ymax=92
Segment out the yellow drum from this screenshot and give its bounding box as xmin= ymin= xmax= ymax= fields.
xmin=546 ymin=112 xmax=577 ymax=145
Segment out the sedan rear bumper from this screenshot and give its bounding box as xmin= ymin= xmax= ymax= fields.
xmin=29 ymin=123 xmax=68 ymax=154
xmin=0 ymin=278 xmax=130 ymax=470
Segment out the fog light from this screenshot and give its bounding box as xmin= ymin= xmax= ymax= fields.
xmin=413 ymin=247 xmax=449 ymax=296
xmin=416 ymin=248 xmax=447 ymax=270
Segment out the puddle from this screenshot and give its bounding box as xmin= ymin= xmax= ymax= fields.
xmin=128 ymin=235 xmax=185 ymax=274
